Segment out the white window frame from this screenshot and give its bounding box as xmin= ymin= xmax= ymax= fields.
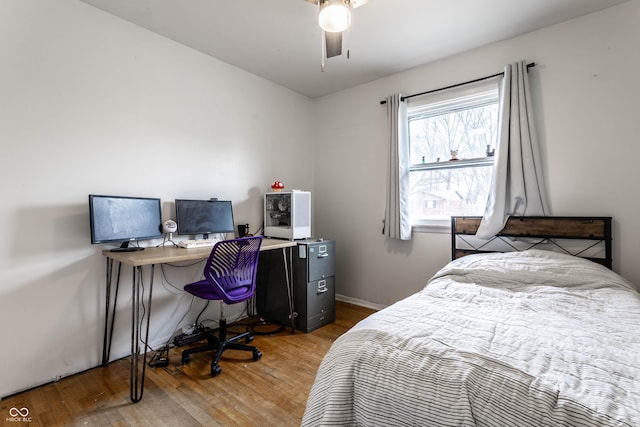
xmin=407 ymin=80 xmax=499 ymax=233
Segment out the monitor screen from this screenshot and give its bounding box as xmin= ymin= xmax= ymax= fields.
xmin=89 ymin=194 xmax=163 ymax=247
xmin=175 ymin=199 xmax=235 ymax=237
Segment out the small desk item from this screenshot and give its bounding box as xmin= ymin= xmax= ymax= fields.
xmin=176 ymin=238 xmax=221 ymax=248
xmin=101 ymin=238 xmax=297 ymax=403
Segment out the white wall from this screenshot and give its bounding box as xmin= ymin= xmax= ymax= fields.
xmin=313 ymin=0 xmax=640 ymax=306
xmin=0 ymin=0 xmax=313 ymax=397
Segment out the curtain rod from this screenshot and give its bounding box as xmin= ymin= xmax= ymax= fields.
xmin=379 ymin=62 xmax=536 ymax=105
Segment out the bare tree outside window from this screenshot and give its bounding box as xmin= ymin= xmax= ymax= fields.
xmin=407 ymin=86 xmax=498 ymax=224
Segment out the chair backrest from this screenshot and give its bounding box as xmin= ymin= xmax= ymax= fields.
xmin=203 ymin=236 xmax=263 ymax=304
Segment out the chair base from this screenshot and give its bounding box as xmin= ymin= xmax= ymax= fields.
xmin=181 ymin=319 xmax=262 ymax=377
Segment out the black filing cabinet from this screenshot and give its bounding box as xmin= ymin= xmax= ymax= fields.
xmin=255 ymin=239 xmax=336 ymax=332
xmin=293 ymin=239 xmax=335 ymax=332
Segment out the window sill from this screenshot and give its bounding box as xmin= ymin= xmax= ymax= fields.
xmin=411 ymin=222 xmax=451 ymax=234
xmin=410 ymin=156 xmax=494 ymax=171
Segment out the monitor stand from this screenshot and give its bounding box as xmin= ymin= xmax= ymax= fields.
xmin=110 ymin=242 xmax=145 ymax=252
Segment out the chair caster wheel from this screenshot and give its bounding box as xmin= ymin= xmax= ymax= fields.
xmin=246 ymin=335 xmax=254 ymax=343
xmin=181 ymin=355 xmax=191 ymax=365
xmin=211 ymin=364 xmax=222 ymax=377
xmin=253 ymin=350 xmax=262 ymax=361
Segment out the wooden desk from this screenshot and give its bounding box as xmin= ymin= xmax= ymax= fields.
xmin=103 ymin=238 xmax=296 ymax=266
xmin=101 ymin=238 xmax=297 ymax=403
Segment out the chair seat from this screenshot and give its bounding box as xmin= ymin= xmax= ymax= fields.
xmin=184 ymin=280 xmax=252 ymax=301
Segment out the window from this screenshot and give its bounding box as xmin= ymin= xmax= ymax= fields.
xmin=407 ymin=80 xmax=499 ymax=229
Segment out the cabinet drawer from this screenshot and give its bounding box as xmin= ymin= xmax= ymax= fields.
xmin=305 ymin=309 xmax=335 ymax=332
xmin=305 ymin=277 xmax=335 ymax=317
xmin=299 ymin=240 xmax=335 ymax=282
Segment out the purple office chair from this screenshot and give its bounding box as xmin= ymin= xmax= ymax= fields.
xmin=181 ymin=236 xmax=263 ymax=377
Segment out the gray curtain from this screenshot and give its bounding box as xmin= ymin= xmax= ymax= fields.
xmin=383 ymin=94 xmax=411 ymax=240
xmin=476 ymin=60 xmax=550 ymax=239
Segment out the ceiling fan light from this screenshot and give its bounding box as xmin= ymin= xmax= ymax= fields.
xmin=319 ymin=1 xmax=351 ymax=33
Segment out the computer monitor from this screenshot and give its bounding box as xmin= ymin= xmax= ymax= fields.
xmin=89 ymin=194 xmax=163 ymax=251
xmin=175 ymin=199 xmax=235 ymax=239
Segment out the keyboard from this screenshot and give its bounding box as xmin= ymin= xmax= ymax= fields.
xmin=177 ymin=238 xmax=221 ymax=249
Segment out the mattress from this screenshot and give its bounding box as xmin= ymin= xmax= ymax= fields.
xmin=302 ymin=250 xmax=640 ymax=426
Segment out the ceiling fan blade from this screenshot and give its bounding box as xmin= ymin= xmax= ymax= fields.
xmin=324 ymin=31 xmax=343 ymax=58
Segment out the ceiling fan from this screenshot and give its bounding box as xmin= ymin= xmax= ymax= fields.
xmin=305 ymin=0 xmax=369 ymax=69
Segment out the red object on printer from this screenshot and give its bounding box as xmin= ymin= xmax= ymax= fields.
xmin=271 ymin=181 xmax=285 ymax=191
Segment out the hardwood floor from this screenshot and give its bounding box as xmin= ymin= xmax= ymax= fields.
xmin=0 ymin=301 xmax=375 ymax=427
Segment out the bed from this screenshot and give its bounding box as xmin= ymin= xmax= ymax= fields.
xmin=302 ymin=216 xmax=640 ymax=426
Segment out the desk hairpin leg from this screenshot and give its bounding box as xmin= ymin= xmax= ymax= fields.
xmin=283 ymin=246 xmax=296 ymax=334
xmin=130 ymin=264 xmax=154 ymax=403
xmin=101 ymin=258 xmax=154 ymax=403
xmin=102 ymin=258 xmax=122 ymax=366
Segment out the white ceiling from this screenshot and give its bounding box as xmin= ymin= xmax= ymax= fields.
xmin=79 ymin=0 xmax=628 ymax=98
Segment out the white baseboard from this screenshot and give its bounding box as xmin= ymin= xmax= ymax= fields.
xmin=335 ymin=294 xmax=386 ymax=311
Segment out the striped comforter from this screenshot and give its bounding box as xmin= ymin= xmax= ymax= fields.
xmin=302 ymin=250 xmax=640 ymax=426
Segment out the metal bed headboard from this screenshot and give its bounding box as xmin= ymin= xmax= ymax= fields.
xmin=451 ymin=216 xmax=612 ymax=269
